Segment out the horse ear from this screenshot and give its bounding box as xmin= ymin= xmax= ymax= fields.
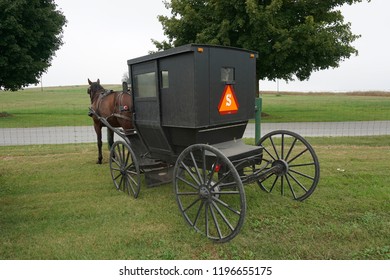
xmin=97 ymin=79 xmax=100 ymax=85
xmin=88 ymin=78 xmax=92 ymax=85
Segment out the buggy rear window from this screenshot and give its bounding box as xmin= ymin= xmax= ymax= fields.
xmin=221 ymin=67 xmax=235 ymax=83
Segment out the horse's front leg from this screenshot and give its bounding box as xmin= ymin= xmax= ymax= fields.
xmin=94 ymin=123 xmax=103 ymax=164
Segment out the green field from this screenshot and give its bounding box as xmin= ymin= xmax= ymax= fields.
xmin=0 ymin=86 xmax=389 ymax=128
xmin=1 ymin=137 xmax=389 ymax=260
xmin=260 ymin=91 xmax=390 ymax=122
xmin=0 ymin=85 xmax=121 ymax=128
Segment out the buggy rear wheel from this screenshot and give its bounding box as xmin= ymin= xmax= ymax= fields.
xmin=257 ymin=130 xmax=320 ymax=201
xmin=173 ymin=144 xmax=246 ymax=243
xmin=109 ymin=141 xmax=141 ymax=198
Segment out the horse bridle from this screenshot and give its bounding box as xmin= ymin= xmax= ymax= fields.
xmin=87 ymin=83 xmax=104 ymax=103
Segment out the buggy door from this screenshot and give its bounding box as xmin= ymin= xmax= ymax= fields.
xmin=131 ymin=61 xmax=172 ymax=156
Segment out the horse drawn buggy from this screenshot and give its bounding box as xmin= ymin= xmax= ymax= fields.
xmin=88 ymin=44 xmax=320 ymax=242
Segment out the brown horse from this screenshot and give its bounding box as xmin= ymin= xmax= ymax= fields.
xmin=87 ymin=78 xmax=134 ymax=164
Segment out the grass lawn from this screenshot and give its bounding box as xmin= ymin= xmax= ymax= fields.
xmin=1 ymin=137 xmax=389 ymax=260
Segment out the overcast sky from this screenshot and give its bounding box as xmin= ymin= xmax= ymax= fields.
xmin=40 ymin=0 xmax=389 ymax=92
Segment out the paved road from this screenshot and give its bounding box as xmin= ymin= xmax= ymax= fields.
xmin=1 ymin=121 xmax=389 ymax=146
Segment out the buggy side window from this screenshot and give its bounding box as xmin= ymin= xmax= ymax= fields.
xmin=161 ymin=70 xmax=169 ymax=89
xmin=134 ymin=72 xmax=157 ymax=98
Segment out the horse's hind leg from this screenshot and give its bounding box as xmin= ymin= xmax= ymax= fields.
xmin=107 ymin=128 xmax=114 ymax=150
xmin=94 ymin=123 xmax=103 ymax=164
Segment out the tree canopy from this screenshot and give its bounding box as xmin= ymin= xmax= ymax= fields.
xmin=0 ymin=0 xmax=66 ymax=91
xmin=153 ymin=0 xmax=369 ymax=82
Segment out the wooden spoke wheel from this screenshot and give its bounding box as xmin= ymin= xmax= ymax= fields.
xmin=173 ymin=144 xmax=246 ymax=243
xmin=257 ymin=130 xmax=320 ymax=201
xmin=109 ymin=141 xmax=141 ymax=198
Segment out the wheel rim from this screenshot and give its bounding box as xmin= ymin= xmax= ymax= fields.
xmin=173 ymin=144 xmax=246 ymax=243
xmin=109 ymin=141 xmax=141 ymax=198
xmin=257 ymin=130 xmax=320 ymax=201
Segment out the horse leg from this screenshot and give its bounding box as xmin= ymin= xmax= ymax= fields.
xmin=94 ymin=123 xmax=103 ymax=164
xmin=107 ymin=128 xmax=114 ymax=150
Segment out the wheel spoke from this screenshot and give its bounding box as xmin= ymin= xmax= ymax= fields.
xmin=202 ymin=148 xmax=207 ymax=184
xmin=193 ymin=200 xmax=205 ymax=228
xmin=285 ymin=138 xmax=298 ymax=162
xmin=262 ymin=146 xmax=277 ymax=161
xmin=287 ymin=172 xmax=309 ymax=193
xmin=177 ymin=191 xmax=199 ymax=196
xmin=176 ymin=174 xmax=200 ymax=190
xmin=259 ymin=173 xmax=278 ymax=192
xmin=126 ymin=174 xmax=138 ymax=195
xmin=113 ymin=172 xmax=122 ymax=181
xmin=287 ymin=148 xmax=309 ymax=164
xmin=212 ymin=190 xmax=240 ymax=195
xmin=205 ymin=204 xmax=210 ymax=238
xmin=211 ymin=201 xmax=235 ymax=231
xmin=112 ymin=154 xmax=121 ymax=167
xmin=180 ymin=161 xmax=200 ymax=186
xmin=183 ymin=197 xmax=201 ymax=213
xmin=290 ymin=162 xmax=315 ymax=168
xmin=209 ymin=203 xmax=223 ymax=239
xmin=280 ymin=175 xmax=284 ymax=195
xmin=285 ymin=174 xmax=297 ymax=200
xmin=212 ymin=169 xmax=234 ymax=190
xmin=206 ymin=159 xmax=220 ymax=188
xmin=289 ymin=168 xmax=315 ymax=181
xmin=212 ymin=196 xmax=241 ymax=216
xmin=125 ymin=150 xmax=130 ymax=167
xmin=270 ymin=136 xmax=280 ymax=160
xmin=118 ymin=175 xmax=124 ymax=191
xmin=190 ymin=151 xmax=203 ymax=184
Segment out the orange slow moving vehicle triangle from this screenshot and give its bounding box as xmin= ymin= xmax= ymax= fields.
xmin=218 ymin=84 xmax=239 ymax=115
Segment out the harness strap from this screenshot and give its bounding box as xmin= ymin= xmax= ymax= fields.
xmin=112 ymin=113 xmax=132 ymax=121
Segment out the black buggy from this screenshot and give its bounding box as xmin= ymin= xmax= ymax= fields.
xmin=97 ymin=44 xmax=320 ymax=242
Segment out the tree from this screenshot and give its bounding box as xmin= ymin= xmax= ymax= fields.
xmin=0 ymin=0 xmax=66 ymax=91
xmin=153 ymin=0 xmax=369 ymax=85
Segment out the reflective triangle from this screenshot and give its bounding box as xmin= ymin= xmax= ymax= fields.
xmin=218 ymin=85 xmax=239 ymax=115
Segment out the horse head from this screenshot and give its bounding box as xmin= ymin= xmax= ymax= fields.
xmin=87 ymin=78 xmax=104 ymax=103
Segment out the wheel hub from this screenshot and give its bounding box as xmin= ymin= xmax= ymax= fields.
xmin=272 ymin=159 xmax=289 ymax=176
xmin=199 ymin=186 xmax=211 ymax=200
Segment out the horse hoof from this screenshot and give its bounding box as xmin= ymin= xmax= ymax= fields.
xmin=96 ymin=160 xmax=102 ymax=164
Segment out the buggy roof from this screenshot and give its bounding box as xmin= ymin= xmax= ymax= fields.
xmin=127 ymin=44 xmax=258 ymax=66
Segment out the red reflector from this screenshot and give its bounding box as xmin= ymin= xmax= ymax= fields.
xmin=214 ymin=164 xmax=221 ymax=172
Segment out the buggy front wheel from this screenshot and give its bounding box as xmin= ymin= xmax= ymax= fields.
xmin=109 ymin=141 xmax=141 ymax=198
xmin=173 ymin=144 xmax=246 ymax=243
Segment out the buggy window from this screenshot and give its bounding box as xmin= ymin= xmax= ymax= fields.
xmin=221 ymin=67 xmax=235 ymax=83
xmin=134 ymin=72 xmax=157 ymax=98
xmin=161 ymin=70 xmax=169 ymax=89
